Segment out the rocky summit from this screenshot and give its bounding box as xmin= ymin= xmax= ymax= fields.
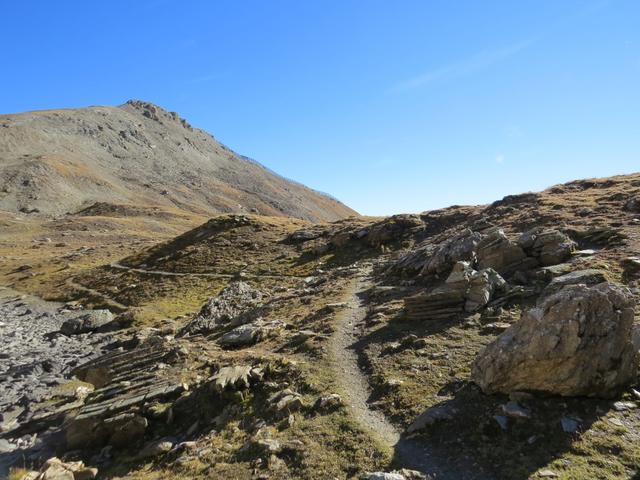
xmin=0 ymin=101 xmax=356 ymax=222
xmin=0 ymin=171 xmax=639 ymax=480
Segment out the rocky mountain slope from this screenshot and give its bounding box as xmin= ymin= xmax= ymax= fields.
xmin=1 ymin=173 xmax=639 ymax=480
xmin=0 ymin=100 xmax=356 ymax=222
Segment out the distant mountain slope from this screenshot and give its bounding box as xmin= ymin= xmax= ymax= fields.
xmin=0 ymin=100 xmax=357 ymax=221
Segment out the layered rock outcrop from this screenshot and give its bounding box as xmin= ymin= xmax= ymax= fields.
xmin=404 ymin=261 xmax=506 ymax=320
xmin=472 ymin=283 xmax=639 ymax=397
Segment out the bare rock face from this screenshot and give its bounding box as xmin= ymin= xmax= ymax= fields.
xmin=472 ymin=283 xmax=639 ymax=397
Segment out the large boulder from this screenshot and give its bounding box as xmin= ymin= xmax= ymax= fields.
xmin=422 ymin=229 xmax=484 ymax=276
xmin=476 ymin=229 xmax=535 ymax=275
xmin=544 ymin=269 xmax=607 ymax=295
xmin=472 ymin=283 xmax=639 ymax=397
xmin=60 ymin=310 xmax=114 ymax=335
xmin=179 ymin=282 xmax=264 ymax=336
xmin=518 ymin=229 xmax=576 ymax=266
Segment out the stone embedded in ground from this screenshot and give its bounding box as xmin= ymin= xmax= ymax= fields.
xmin=268 ymin=389 xmax=304 ymax=416
xmin=537 ymin=469 xmax=559 ymax=478
xmin=407 ymin=401 xmax=457 ymax=432
xmin=361 ymin=473 xmax=408 ymax=480
xmin=544 ymin=269 xmax=607 ymax=295
xmin=621 ymin=256 xmax=640 ymax=279
xmin=501 ymin=401 xmax=531 ymax=419
xmin=313 ymin=393 xmax=343 ymax=411
xmin=60 ymin=309 xmax=114 ymax=335
xmin=60 ymin=341 xmax=184 ymax=450
xmin=472 ymin=283 xmax=639 ymax=397
xmin=493 ymin=415 xmax=508 ymax=431
xmin=421 ymin=229 xmax=484 ymax=276
xmin=218 ymin=322 xmax=265 ymax=347
xmin=392 ymin=228 xmax=482 ymax=275
xmin=137 ymin=438 xmax=175 ymax=459
xmin=613 ymin=401 xmax=637 ymax=411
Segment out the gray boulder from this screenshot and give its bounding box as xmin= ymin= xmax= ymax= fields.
xmin=472 ymin=283 xmax=639 ymax=397
xmin=519 ymin=229 xmax=576 ymax=266
xmin=60 ymin=310 xmax=114 ymax=335
xmin=179 ymin=282 xmax=264 ymax=336
xmin=476 ymin=229 xmax=534 ymax=275
xmin=137 ymin=438 xmax=175 ymax=459
xmin=544 ymin=269 xmax=607 ymax=295
xmin=218 ymin=323 xmax=265 ymax=347
xmin=421 ymin=229 xmax=484 ymax=276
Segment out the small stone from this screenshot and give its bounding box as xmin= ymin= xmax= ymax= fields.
xmin=613 ymin=401 xmax=637 ymax=411
xmin=407 ymin=402 xmax=457 ymax=432
xmin=493 ymin=415 xmax=508 ymax=431
xmin=482 ymin=322 xmax=511 ymax=333
xmin=537 ymin=469 xmax=558 ymax=478
xmin=501 ymin=401 xmax=531 ymax=419
xmin=255 ymin=438 xmax=281 ymax=454
xmin=560 ymin=416 xmax=580 ymax=433
xmin=361 ymin=473 xmax=406 ymax=480
xmin=608 ymin=417 xmax=624 ymax=427
xmin=313 ymin=393 xmax=343 ymax=411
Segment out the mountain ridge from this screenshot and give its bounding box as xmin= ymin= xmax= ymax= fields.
xmin=0 ymin=99 xmax=357 ymax=222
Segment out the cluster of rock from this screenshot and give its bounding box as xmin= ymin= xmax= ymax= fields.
xmin=395 ymin=227 xmax=576 ymax=279
xmin=64 ymin=339 xmax=186 ymax=449
xmin=17 ymin=457 xmax=97 ymax=480
xmin=404 ymin=261 xmax=506 ymax=320
xmin=2 ymin=335 xmax=187 ymax=472
xmin=472 ymin=282 xmax=639 ymax=397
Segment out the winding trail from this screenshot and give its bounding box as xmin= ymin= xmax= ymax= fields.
xmin=109 ymin=262 xmax=309 ymax=280
xmin=66 ymin=279 xmax=128 ymax=311
xmin=328 ymin=267 xmax=486 ymax=479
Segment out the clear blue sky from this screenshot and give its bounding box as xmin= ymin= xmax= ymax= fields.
xmin=1 ymin=1 xmax=638 ymax=215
